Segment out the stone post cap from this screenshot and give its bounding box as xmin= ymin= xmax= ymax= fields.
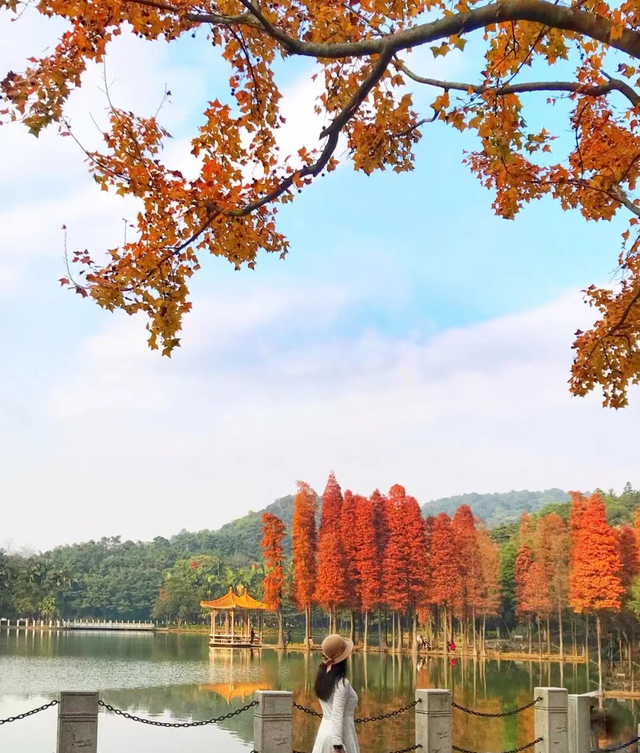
xmin=254 ymin=690 xmax=293 ymax=717
xmin=534 ymin=688 xmax=568 ymax=708
xmin=415 ymin=689 xmax=452 ymax=713
xmin=59 ymin=692 xmax=99 ymax=716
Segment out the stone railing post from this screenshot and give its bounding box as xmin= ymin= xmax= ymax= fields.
xmin=535 ymin=688 xmax=568 ymax=753
xmin=57 ymin=692 xmax=99 ymax=753
xmin=253 ymin=690 xmax=293 ymax=753
xmin=568 ymin=695 xmax=593 ymax=753
xmin=415 ymin=689 xmax=452 ymax=753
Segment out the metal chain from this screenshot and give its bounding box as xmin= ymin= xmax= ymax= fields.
xmin=452 ymin=698 xmax=542 ymax=718
xmin=293 ymin=702 xmax=323 ymax=719
xmin=453 ymin=738 xmax=543 ymax=753
xmin=593 ymin=737 xmax=640 ymax=753
xmin=97 ymin=699 xmax=257 ymax=728
xmin=0 ymin=699 xmax=59 ymax=725
xmin=294 ymin=698 xmax=421 ymax=724
xmin=355 ymin=698 xmax=422 ymax=724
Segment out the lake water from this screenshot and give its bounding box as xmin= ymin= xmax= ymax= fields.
xmin=0 ymin=629 xmax=638 ymax=753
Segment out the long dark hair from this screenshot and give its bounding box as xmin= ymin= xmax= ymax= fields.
xmin=315 ymin=659 xmax=347 ymax=701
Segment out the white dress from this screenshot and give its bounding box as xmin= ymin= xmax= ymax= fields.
xmin=311 ymin=678 xmax=360 ymax=753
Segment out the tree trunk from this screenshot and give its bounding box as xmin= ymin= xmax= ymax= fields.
xmin=482 ymin=614 xmax=487 ymax=655
xmin=547 ymin=617 xmax=551 ymax=656
xmin=350 ymin=610 xmax=356 ymax=643
xmin=558 ymin=606 xmax=564 ymax=659
xmin=572 ymin=615 xmax=577 ymax=657
xmin=472 ymin=607 xmax=477 ymax=655
xmin=379 ymin=610 xmax=387 ymax=651
xmin=364 ymin=611 xmax=369 ymax=652
xmin=304 ymin=606 xmax=312 ymax=649
xmin=528 ymin=616 xmax=532 ymax=655
xmin=392 ymin=611 xmax=396 ymax=653
xmin=596 ymin=613 xmax=603 ymax=695
xmin=412 ymin=610 xmax=418 ymax=654
xmin=585 ymin=614 xmax=590 ymax=663
xmin=397 ymin=614 xmax=404 ymax=653
xmin=537 ymin=616 xmax=542 ymax=656
xmin=277 ymin=609 xmax=285 ymax=649
xmin=443 ymin=606 xmax=449 ymax=655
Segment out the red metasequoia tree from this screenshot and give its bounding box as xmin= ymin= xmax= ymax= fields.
xmin=261 ymin=512 xmax=287 ymax=649
xmin=341 ymin=490 xmax=360 ymax=641
xmin=452 ymin=505 xmax=482 ymax=649
xmin=382 ymin=485 xmax=412 ymax=651
xmin=569 ymin=493 xmax=624 ymax=692
xmin=370 ymin=489 xmax=390 ymax=649
xmin=429 ymin=512 xmax=460 ymax=652
xmin=535 ymin=513 xmax=570 ymax=656
xmin=291 ymin=481 xmax=318 ymax=648
xmin=514 ymin=513 xmax=535 ymax=653
xmin=354 ymin=493 xmax=380 ymax=650
xmin=476 ymin=527 xmax=501 ymax=653
xmin=401 ymin=487 xmax=429 ymax=652
xmin=314 ymin=472 xmax=346 ymax=632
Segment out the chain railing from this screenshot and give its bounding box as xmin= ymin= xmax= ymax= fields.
xmin=0 ymin=699 xmax=59 ymax=725
xmin=293 ymin=698 xmax=421 ymax=724
xmin=592 ymin=737 xmax=640 ymax=753
xmin=97 ymin=699 xmax=257 ymax=728
xmin=452 ymin=698 xmax=542 ymax=718
xmin=452 ymin=738 xmax=543 ymax=753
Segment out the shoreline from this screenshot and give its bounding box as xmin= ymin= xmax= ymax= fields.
xmin=0 ymin=625 xmax=593 ymax=664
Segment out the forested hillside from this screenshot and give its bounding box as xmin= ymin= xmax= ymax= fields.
xmin=2 ymin=485 xmax=638 ymax=625
xmin=422 ymin=489 xmax=569 ymax=527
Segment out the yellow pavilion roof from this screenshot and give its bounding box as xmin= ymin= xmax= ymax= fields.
xmin=201 ymin=587 xmax=268 ymax=611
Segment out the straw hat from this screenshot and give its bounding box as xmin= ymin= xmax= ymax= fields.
xmin=321 ymin=634 xmax=354 ymax=669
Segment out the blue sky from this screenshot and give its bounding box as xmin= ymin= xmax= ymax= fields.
xmin=1 ymin=9 xmax=638 ymax=552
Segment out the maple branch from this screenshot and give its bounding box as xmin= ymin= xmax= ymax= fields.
xmin=398 ymin=63 xmax=640 ymax=106
xmin=319 ymin=47 xmax=395 ymax=140
xmin=186 ymin=0 xmax=640 ymax=62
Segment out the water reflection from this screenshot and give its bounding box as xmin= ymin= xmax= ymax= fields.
xmin=0 ymin=630 xmax=639 ymax=753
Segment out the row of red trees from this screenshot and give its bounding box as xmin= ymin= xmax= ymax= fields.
xmin=515 ymin=491 xmax=639 ymax=691
xmin=261 ymin=472 xmax=501 ymax=651
xmin=261 ymin=476 xmax=640 ymax=688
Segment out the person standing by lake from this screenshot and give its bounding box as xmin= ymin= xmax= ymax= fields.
xmin=311 ymin=634 xmax=360 ymax=753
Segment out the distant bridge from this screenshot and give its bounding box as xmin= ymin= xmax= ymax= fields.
xmin=0 ymin=618 xmax=156 ymax=632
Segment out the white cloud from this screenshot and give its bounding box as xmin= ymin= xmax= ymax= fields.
xmin=1 ymin=282 xmax=637 ymax=552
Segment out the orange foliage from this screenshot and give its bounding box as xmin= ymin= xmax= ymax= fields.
xmin=569 ymin=494 xmax=624 ymax=614
xmin=261 ymin=512 xmax=286 ymax=612
xmin=7 ymin=0 xmax=640 ymax=403
xmin=314 ymin=472 xmax=346 ymax=612
xmin=291 ymin=481 xmax=318 ymax=611
xmin=617 ymin=525 xmax=639 ymax=590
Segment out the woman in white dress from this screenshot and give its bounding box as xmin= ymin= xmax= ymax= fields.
xmin=311 ymin=634 xmax=360 ymax=753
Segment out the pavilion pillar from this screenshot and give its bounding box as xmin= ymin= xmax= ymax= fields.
xmin=231 ymin=610 xmax=235 ymax=644
xmin=211 ymin=610 xmax=216 ymax=640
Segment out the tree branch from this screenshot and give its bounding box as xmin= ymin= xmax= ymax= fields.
xmin=398 ymin=62 xmax=640 ymax=106
xmin=184 ymin=0 xmax=640 ymax=62
xmin=319 ymin=47 xmax=395 ymax=140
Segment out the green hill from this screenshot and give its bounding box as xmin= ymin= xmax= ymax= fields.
xmin=421 ymin=488 xmax=569 ymax=527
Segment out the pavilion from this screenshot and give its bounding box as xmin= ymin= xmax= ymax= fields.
xmin=200 ymin=586 xmax=267 ymax=648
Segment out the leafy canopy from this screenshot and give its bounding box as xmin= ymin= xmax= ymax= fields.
xmin=6 ymin=0 xmax=640 ymax=405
